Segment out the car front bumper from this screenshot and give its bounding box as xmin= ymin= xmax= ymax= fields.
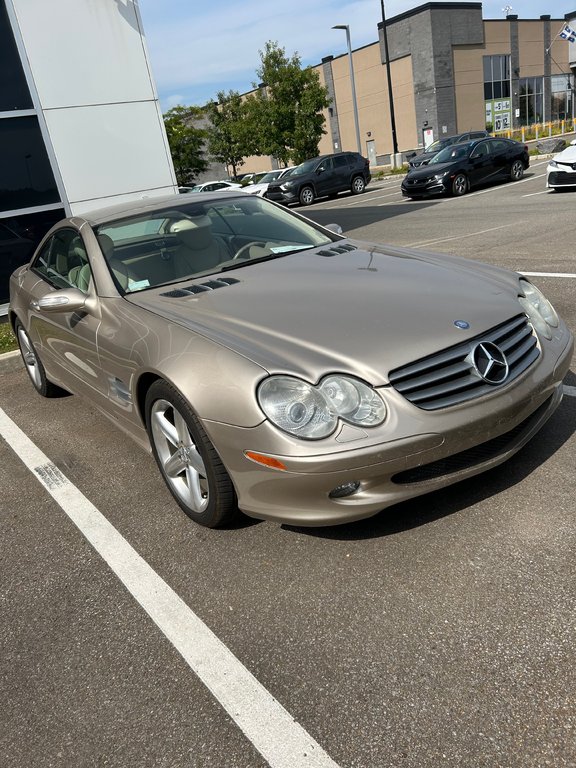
xmin=401 ymin=176 xmax=448 ymax=198
xmin=204 ymin=328 xmax=573 ymax=526
xmin=547 ymin=168 xmax=576 ymax=188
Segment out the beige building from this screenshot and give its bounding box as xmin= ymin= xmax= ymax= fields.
xmin=240 ymin=2 xmax=573 ymax=174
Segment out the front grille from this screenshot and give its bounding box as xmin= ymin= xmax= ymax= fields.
xmin=388 ymin=314 xmax=539 ymax=410
xmin=548 ymin=171 xmax=576 ymax=186
xmin=391 ymin=396 xmax=552 ymax=484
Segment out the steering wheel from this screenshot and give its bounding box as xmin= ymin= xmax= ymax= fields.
xmin=233 ymin=241 xmax=268 ymax=260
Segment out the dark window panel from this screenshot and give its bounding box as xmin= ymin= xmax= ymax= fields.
xmin=0 ymin=116 xmax=61 ymax=212
xmin=0 ymin=1 xmax=33 ymax=111
xmin=0 ymin=208 xmax=64 ymax=303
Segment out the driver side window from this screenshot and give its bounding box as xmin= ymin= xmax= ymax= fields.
xmin=31 ymin=228 xmax=92 ymax=293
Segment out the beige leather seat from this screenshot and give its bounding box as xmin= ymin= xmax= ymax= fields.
xmin=67 ymin=237 xmax=91 ymax=291
xmin=97 ymin=233 xmax=139 ymax=291
xmin=170 ymin=217 xmax=231 ymax=277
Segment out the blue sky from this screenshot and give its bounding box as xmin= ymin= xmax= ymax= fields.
xmin=137 ymin=0 xmax=575 ymax=112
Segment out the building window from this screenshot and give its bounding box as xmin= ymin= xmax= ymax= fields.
xmin=551 ymin=74 xmax=573 ymax=122
xmin=0 ymin=1 xmax=33 ymax=110
xmin=518 ymin=77 xmax=544 ymax=125
xmin=483 ymin=55 xmax=510 ymax=101
xmin=0 ymin=116 xmax=60 ymax=212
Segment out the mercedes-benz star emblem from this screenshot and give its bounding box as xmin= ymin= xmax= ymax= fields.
xmin=470 ymin=342 xmax=509 ymax=384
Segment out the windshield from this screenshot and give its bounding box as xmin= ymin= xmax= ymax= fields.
xmin=425 ymin=138 xmax=453 ymax=154
xmin=289 ymin=159 xmax=320 ymax=176
xmin=95 ymin=195 xmax=338 ymax=294
xmin=258 ymin=171 xmax=282 ymax=183
xmin=429 ymin=143 xmax=471 ymax=164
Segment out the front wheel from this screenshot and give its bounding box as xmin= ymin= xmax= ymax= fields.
xmin=510 ymin=160 xmax=524 ymax=181
xmin=299 ymin=185 xmax=315 ymax=206
xmin=351 ymin=176 xmax=366 ymax=195
xmin=15 ymin=320 xmax=66 ymax=398
xmin=145 ymin=380 xmax=238 ymax=528
xmin=451 ymin=173 xmax=468 ymax=196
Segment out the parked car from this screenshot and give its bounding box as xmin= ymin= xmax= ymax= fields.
xmin=266 ymin=152 xmax=371 ymax=206
xmin=183 ymin=180 xmax=243 ymax=193
xmin=401 ymin=138 xmax=529 ymax=199
xmin=242 ymin=172 xmax=269 ymax=186
xmin=243 ymin=167 xmax=296 ymax=197
xmin=9 ymin=192 xmax=572 ymax=529
xmin=546 ymin=139 xmax=576 ymax=190
xmin=408 ymin=131 xmax=491 ymax=168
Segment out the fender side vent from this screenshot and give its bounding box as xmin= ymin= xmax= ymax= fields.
xmin=161 ymin=277 xmax=239 ymax=297
xmin=318 ymin=245 xmax=357 ymax=257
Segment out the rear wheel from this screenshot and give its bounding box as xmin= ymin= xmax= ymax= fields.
xmin=299 ymin=186 xmax=315 ymax=206
xmin=510 ymin=160 xmax=524 ymax=181
xmin=15 ymin=320 xmax=65 ymax=398
xmin=145 ymin=380 xmax=238 ymax=528
xmin=351 ymin=176 xmax=366 ymax=195
xmin=451 ymin=173 xmax=468 ymax=196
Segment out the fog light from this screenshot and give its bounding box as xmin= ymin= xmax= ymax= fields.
xmin=329 ymin=481 xmax=360 ymax=499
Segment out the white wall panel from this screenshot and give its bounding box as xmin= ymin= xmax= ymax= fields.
xmin=44 ymin=101 xmax=175 ymax=209
xmin=10 ymin=0 xmax=155 ymax=108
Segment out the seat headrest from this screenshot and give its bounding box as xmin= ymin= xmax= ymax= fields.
xmin=170 ymin=216 xmax=212 ymax=233
xmin=170 ymin=217 xmax=213 ymax=250
xmin=98 ymin=233 xmax=115 ymax=259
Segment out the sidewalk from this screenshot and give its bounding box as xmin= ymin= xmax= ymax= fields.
xmin=0 ymin=350 xmax=22 ymax=374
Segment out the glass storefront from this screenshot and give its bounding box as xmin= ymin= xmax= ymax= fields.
xmin=1 ymin=0 xmax=63 ymax=309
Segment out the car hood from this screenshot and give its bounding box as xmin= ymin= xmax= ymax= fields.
xmin=244 ymin=182 xmax=268 ymax=194
xmin=409 ymin=152 xmax=435 ymax=166
xmin=551 ymin=145 xmax=576 ymax=164
xmin=126 ymin=241 xmax=523 ymax=385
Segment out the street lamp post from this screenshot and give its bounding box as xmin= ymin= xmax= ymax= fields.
xmin=332 ymin=24 xmax=362 ymax=155
xmin=379 ymin=0 xmax=400 ymax=166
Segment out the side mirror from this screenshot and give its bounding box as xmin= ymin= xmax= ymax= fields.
xmin=324 ymin=223 xmax=343 ymax=235
xmin=31 ymin=287 xmax=87 ymax=313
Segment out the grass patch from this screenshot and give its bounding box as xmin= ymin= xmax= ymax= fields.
xmin=0 ymin=321 xmax=18 ymax=354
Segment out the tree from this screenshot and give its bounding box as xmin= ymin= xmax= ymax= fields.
xmin=163 ymin=105 xmax=208 ymax=185
xmin=247 ymin=42 xmax=330 ymax=166
xmin=205 ymin=90 xmax=256 ymax=179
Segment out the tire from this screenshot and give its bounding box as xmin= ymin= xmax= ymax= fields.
xmin=145 ymin=380 xmax=238 ymax=528
xmin=15 ymin=320 xmax=66 ymax=398
xmin=510 ymin=160 xmax=524 ymax=181
xmin=351 ymin=176 xmax=366 ymax=195
xmin=451 ymin=173 xmax=468 ymax=196
xmin=299 ymin=185 xmax=315 ymax=206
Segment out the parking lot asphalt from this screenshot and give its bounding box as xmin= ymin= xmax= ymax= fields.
xmin=1 ymin=165 xmax=575 ymax=768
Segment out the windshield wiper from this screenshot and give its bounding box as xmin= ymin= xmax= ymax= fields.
xmin=220 ymin=245 xmax=315 ymax=271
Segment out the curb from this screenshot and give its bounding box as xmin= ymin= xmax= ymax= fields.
xmin=0 ymin=350 xmax=23 ymax=374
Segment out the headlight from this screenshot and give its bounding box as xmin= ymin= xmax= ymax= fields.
xmin=548 ymin=160 xmax=558 ymax=168
xmin=518 ymin=279 xmax=559 ymax=339
xmin=280 ymin=181 xmax=294 ymax=190
xmin=257 ymin=374 xmax=386 ymax=439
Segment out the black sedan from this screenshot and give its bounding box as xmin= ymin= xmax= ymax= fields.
xmin=401 ymin=138 xmax=529 ymax=199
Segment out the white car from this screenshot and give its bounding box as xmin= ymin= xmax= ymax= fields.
xmin=244 ymin=167 xmax=295 ymax=197
xmin=182 ymin=181 xmax=243 ymax=193
xmin=546 ymin=139 xmax=576 ymax=190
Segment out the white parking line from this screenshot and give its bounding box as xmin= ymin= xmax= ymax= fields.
xmin=522 ymin=190 xmax=549 ymax=197
xmin=521 ymin=271 xmax=576 ymax=278
xmin=406 ymin=223 xmax=514 ymax=248
xmin=0 ymin=407 xmax=341 ymax=768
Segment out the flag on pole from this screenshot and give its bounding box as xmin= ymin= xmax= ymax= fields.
xmin=560 ymin=23 xmax=576 ymax=42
